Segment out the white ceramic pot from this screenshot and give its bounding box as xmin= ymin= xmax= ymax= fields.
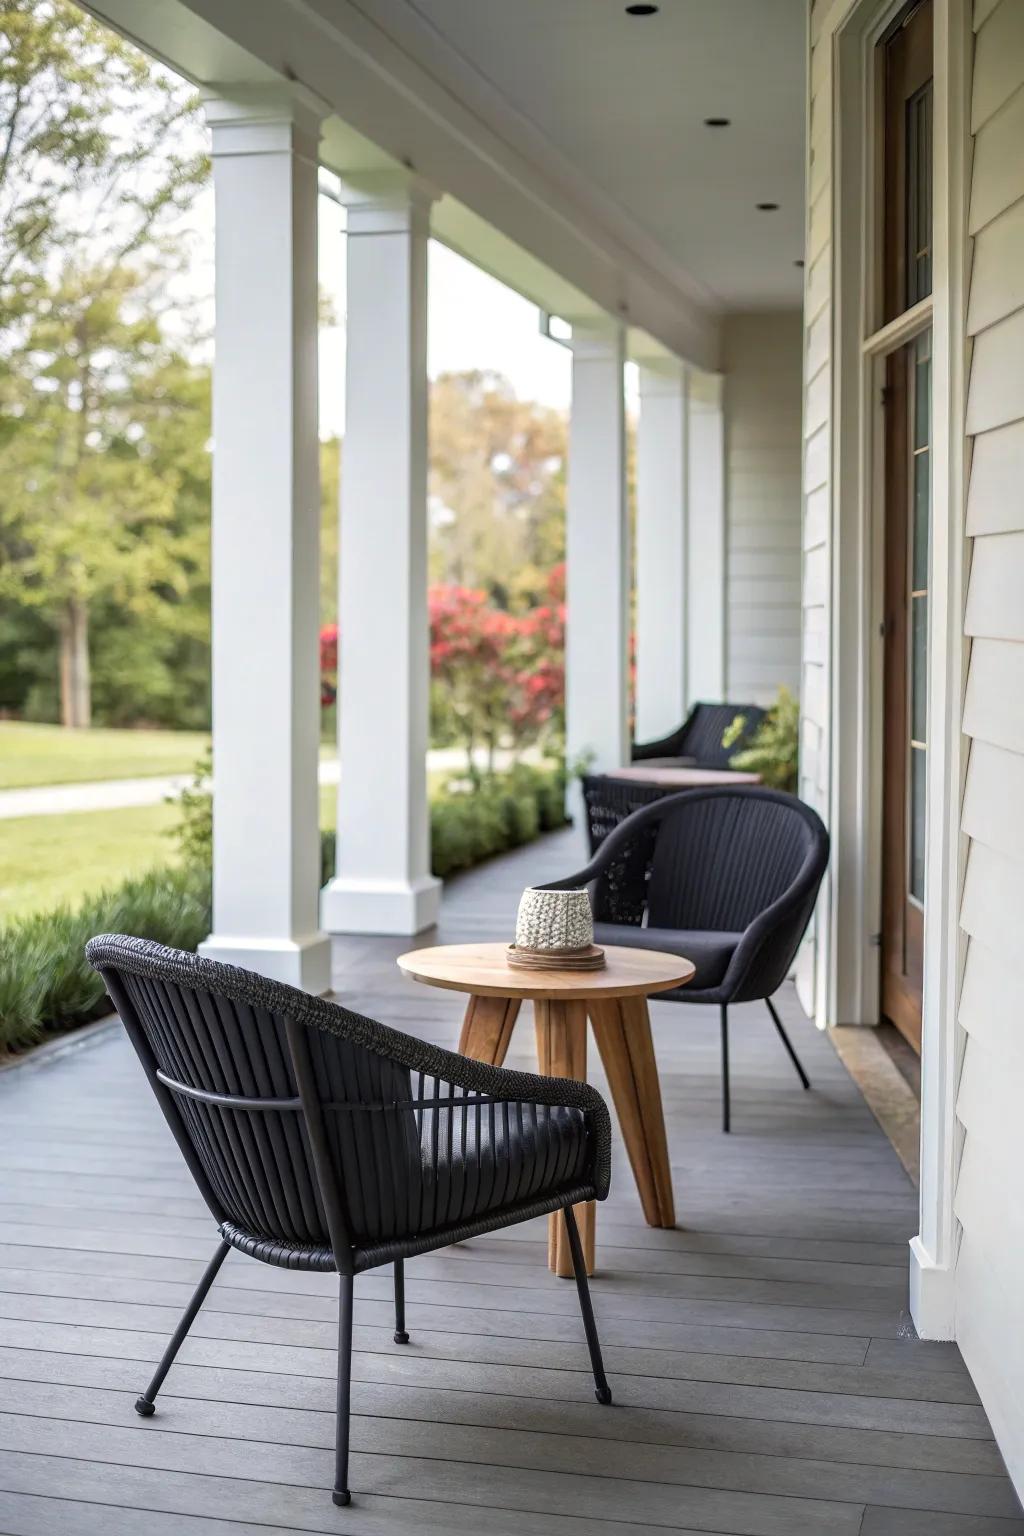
xmin=514 ymin=886 xmax=594 ymax=952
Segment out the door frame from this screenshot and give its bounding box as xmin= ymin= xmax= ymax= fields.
xmin=829 ymin=0 xmax=972 ymax=1338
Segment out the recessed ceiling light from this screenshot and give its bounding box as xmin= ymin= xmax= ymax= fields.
xmin=704 ymin=117 xmax=731 ymax=127
xmin=757 ymin=201 xmax=780 ymax=211
xmin=625 ymin=4 xmax=659 ymax=14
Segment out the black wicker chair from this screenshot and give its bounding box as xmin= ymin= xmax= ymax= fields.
xmin=543 ymin=787 xmax=829 ymax=1132
xmin=631 ymin=700 xmax=766 ymax=767
xmin=85 ymin=936 xmax=613 ymax=1508
xmin=581 ymin=773 xmax=688 ymax=857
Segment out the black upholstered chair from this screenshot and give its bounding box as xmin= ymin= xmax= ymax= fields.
xmin=85 ymin=936 xmax=613 ymax=1508
xmin=544 ymin=787 xmax=829 ymax=1132
xmin=632 ymin=700 xmax=766 ymax=767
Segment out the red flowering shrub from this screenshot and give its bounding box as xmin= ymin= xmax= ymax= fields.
xmin=429 ymin=578 xmax=564 ymax=771
xmin=319 ymin=623 xmax=338 ymax=707
xmin=322 ymin=573 xmax=565 ymax=767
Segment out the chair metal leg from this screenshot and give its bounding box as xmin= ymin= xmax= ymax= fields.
xmin=135 ymin=1238 xmax=230 ymax=1416
xmin=765 ymin=996 xmax=811 ymax=1090
xmin=720 ymin=1004 xmax=731 ymax=1134
xmin=562 ymin=1206 xmax=612 ymax=1406
xmin=333 ymin=1274 xmax=354 ymax=1507
xmin=393 ymin=1257 xmax=409 ymax=1344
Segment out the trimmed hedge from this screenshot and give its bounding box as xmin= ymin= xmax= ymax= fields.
xmin=320 ymin=765 xmax=565 ymax=880
xmin=429 ymin=763 xmax=565 ymax=878
xmin=0 ymin=763 xmax=566 ymax=1057
xmin=0 ymin=864 xmax=211 ymax=1057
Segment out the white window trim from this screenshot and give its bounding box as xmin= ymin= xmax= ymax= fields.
xmin=830 ymin=0 xmax=971 ymax=1339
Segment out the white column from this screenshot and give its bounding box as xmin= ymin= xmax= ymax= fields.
xmin=635 ymin=362 xmax=689 ymax=742
xmin=686 ymin=371 xmax=726 ymax=704
xmin=321 ymin=178 xmax=441 ymax=936
xmin=566 ymin=325 xmax=629 ymax=776
xmin=199 ymin=92 xmax=330 ymax=993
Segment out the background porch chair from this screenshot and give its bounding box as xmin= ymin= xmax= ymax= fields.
xmin=85 ymin=936 xmax=614 ymax=1508
xmin=544 ymin=786 xmax=829 ymax=1131
xmin=632 ymin=700 xmax=766 ymax=767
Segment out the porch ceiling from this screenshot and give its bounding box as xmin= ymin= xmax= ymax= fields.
xmin=81 ymin=0 xmax=804 ymax=371
xmin=358 ymin=0 xmax=808 ymax=311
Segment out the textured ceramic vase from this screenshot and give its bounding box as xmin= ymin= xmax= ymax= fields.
xmin=514 ymin=886 xmax=594 ymax=952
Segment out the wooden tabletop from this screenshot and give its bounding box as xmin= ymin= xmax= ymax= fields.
xmin=397 ymin=941 xmax=695 ymax=1001
xmin=605 ymin=765 xmax=761 ymax=786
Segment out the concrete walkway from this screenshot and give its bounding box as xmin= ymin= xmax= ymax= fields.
xmin=0 ymin=747 xmax=524 ymax=821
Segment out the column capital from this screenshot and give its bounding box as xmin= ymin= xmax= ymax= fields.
xmin=338 ymin=171 xmax=440 ymax=237
xmin=637 ymin=358 xmax=688 ymax=397
xmin=203 ymin=85 xmax=326 ymax=160
xmin=566 ymin=319 xmax=626 ymax=364
xmin=688 ymin=368 xmax=724 ymax=409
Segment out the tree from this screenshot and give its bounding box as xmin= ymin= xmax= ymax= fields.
xmin=428 ymin=575 xmax=565 ymax=774
xmin=428 ymin=370 xmax=567 ymax=609
xmin=0 ymin=0 xmax=208 ymax=725
xmin=0 ymin=265 xmax=208 ymax=725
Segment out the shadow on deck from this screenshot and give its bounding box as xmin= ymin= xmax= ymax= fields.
xmin=0 ymin=826 xmax=1020 ymax=1534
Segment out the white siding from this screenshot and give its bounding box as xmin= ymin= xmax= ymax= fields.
xmin=955 ymin=2 xmax=1024 ymax=1490
xmin=723 ymin=313 xmax=804 ymax=706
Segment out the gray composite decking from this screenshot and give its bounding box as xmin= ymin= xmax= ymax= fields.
xmin=0 ymin=826 xmax=1021 ymax=1536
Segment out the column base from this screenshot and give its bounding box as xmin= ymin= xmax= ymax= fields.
xmin=321 ymin=873 xmax=441 ymax=936
xmin=909 ymin=1234 xmax=957 ymax=1340
xmin=198 ymin=931 xmax=332 ymax=995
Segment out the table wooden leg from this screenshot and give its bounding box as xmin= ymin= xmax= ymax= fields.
xmin=458 ymin=994 xmax=521 ymax=1066
xmin=534 ymin=998 xmax=595 ymax=1277
xmin=588 ymin=995 xmax=675 ymax=1229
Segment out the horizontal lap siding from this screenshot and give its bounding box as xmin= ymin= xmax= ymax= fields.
xmin=723 ymin=313 xmax=804 ymax=707
xmin=954 ymin=0 xmax=1024 ymax=1495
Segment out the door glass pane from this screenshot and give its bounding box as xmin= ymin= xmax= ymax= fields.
xmin=912 ymin=332 xmax=931 ymax=592
xmin=910 ymin=746 xmax=927 ymax=903
xmin=912 ymin=594 xmax=928 ymax=743
xmin=907 ymin=328 xmax=931 ymax=909
xmin=907 ymin=82 xmax=933 ymax=305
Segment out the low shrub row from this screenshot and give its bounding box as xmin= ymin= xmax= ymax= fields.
xmin=0 ymin=762 xmax=566 ymax=1057
xmin=0 ymin=863 xmax=211 ymax=1058
xmin=429 ymin=763 xmax=566 ymax=878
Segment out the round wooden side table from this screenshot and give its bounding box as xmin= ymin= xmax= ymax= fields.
xmin=396 ymin=942 xmax=695 ymax=1277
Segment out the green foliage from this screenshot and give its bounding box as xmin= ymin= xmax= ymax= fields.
xmin=0 ymin=0 xmax=210 ymax=727
xmin=172 ymin=750 xmax=213 ymax=865
xmin=173 ymin=751 xmax=566 ymax=886
xmin=724 ymin=686 xmax=800 ymax=793
xmin=0 ymin=863 xmax=210 ymax=1056
xmin=429 ymin=763 xmax=566 ymax=878
xmin=428 ymin=370 xmax=566 ymax=603
xmin=0 ymin=756 xmax=566 ymax=1056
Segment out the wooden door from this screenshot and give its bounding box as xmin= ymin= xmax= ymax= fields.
xmin=879 ymin=0 xmax=932 ymax=1050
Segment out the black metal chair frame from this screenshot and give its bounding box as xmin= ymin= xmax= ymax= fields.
xmin=545 ymin=786 xmax=829 ymax=1133
xmin=86 ymin=936 xmax=614 ymax=1508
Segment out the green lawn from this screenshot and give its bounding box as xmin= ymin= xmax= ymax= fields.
xmin=0 ymin=721 xmax=343 ymax=791
xmin=0 ymin=764 xmax=443 ymax=922
xmin=0 ymin=800 xmax=183 ymax=923
xmin=0 ymin=722 xmax=211 ymax=790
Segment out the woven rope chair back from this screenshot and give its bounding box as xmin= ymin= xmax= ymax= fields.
xmin=106 ymin=963 xmax=429 ymax=1256
xmin=90 ymin=938 xmax=593 ymax=1269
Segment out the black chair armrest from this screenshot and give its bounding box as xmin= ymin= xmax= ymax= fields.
xmin=716 ymin=846 xmax=827 ymax=1003
xmin=539 ymin=785 xmax=688 ymax=895
xmin=629 ymin=728 xmax=684 ymax=758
